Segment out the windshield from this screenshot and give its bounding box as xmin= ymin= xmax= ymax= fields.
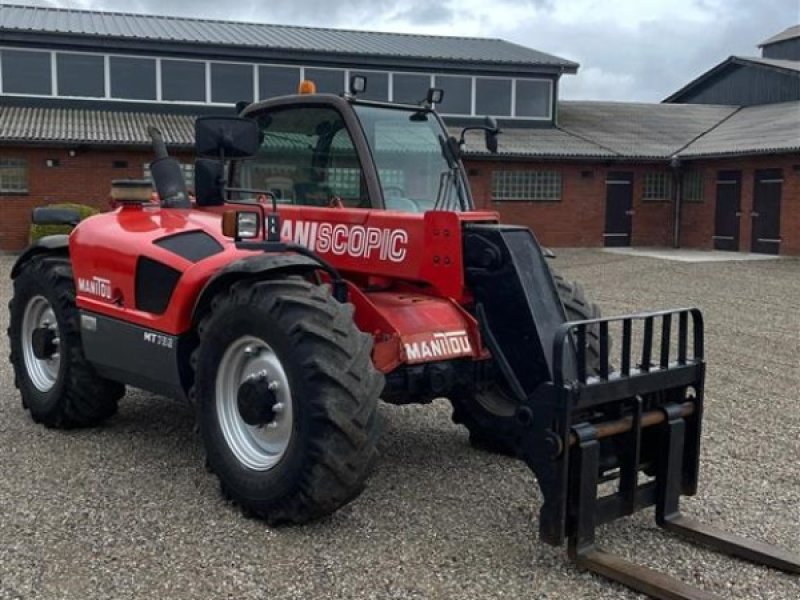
xmin=353 ymin=104 xmax=470 ymax=212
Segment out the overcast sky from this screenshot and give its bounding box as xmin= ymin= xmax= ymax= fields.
xmin=12 ymin=0 xmax=800 ymax=101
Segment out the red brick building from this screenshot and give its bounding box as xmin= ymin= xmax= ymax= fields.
xmin=463 ymin=101 xmax=800 ymax=254
xmin=0 ymin=5 xmax=797 ymax=255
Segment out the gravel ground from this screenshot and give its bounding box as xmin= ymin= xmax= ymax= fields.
xmin=1 ymin=249 xmax=798 ymax=600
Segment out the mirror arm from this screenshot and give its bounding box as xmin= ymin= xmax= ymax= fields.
xmin=458 ymin=125 xmax=497 ymax=144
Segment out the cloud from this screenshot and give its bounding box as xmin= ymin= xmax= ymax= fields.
xmin=6 ymin=0 xmax=799 ymax=100
xmin=391 ymin=3 xmax=455 ymax=26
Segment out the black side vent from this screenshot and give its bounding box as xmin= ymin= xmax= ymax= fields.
xmin=154 ymin=231 xmax=224 ymax=263
xmin=135 ymin=257 xmax=182 ymax=314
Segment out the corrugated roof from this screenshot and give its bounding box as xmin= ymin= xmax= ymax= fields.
xmin=0 ymin=101 xmax=795 ymax=160
xmin=0 ymin=4 xmax=578 ymax=69
xmin=0 ymin=106 xmax=194 ymax=147
xmin=759 ymin=24 xmax=800 ymax=47
xmin=679 ymin=101 xmax=800 ymax=158
xmin=458 ymin=126 xmax=615 ymax=159
xmin=557 ymin=101 xmax=739 ymax=158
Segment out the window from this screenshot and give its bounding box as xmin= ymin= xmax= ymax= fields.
xmin=515 ymin=79 xmax=551 ymax=118
xmin=434 ymin=75 xmax=471 ymax=115
xmin=392 ymin=73 xmax=430 ymax=104
xmin=491 ymin=170 xmax=561 ymax=202
xmin=259 ymin=65 xmax=300 ymax=99
xmin=682 ymin=171 xmax=704 ymax=202
xmin=304 ymin=68 xmax=345 ymax=94
xmin=2 ymin=50 xmax=51 ymax=95
xmin=0 ymin=159 xmax=29 ymax=193
xmin=643 ymin=172 xmax=672 ymax=201
xmin=211 ymin=63 xmax=253 ymax=104
xmin=162 ymin=60 xmax=206 ymax=102
xmin=238 ymin=107 xmax=367 ymax=208
xmin=354 ymin=104 xmax=470 ymax=212
xmin=112 ymin=160 xmax=129 ymax=169
xmin=57 ymin=53 xmax=104 ymax=98
xmin=349 ymin=71 xmax=389 ymax=101
xmin=475 ymin=78 xmax=511 ymax=116
xmin=144 ymin=163 xmax=194 ymax=190
xmin=110 ymin=57 xmax=156 ymax=100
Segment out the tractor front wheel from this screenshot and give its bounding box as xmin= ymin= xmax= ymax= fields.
xmin=451 ymin=271 xmax=604 ymax=454
xmin=8 ymin=256 xmax=125 ymax=428
xmin=193 ymin=277 xmax=383 ymax=524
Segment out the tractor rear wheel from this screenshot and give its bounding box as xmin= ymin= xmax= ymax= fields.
xmin=451 ymin=271 xmax=603 ymax=454
xmin=8 ymin=256 xmax=125 ymax=428
xmin=193 ymin=277 xmax=383 ymax=524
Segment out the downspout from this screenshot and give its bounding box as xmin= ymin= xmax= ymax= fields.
xmin=670 ymin=156 xmax=682 ymax=248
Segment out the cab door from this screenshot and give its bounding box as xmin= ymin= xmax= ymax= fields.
xmin=238 ymin=99 xmax=383 ymax=210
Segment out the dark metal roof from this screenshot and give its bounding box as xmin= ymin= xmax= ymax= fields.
xmin=759 ymin=25 xmax=800 ymax=47
xmin=664 ymin=55 xmax=800 ymax=103
xmin=0 ymin=4 xmax=578 ymax=71
xmin=0 ymin=101 xmax=795 ymax=160
xmin=733 ymin=56 xmax=800 ymax=73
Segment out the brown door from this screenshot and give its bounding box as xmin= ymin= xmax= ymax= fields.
xmin=604 ymin=172 xmax=633 ymax=247
xmin=713 ymin=170 xmax=741 ymax=251
xmin=751 ymin=169 xmax=783 ymax=255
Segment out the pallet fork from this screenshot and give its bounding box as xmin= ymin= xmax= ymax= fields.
xmin=506 ymin=308 xmax=799 ymax=600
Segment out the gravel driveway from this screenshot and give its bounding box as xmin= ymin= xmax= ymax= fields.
xmin=1 ymin=249 xmax=798 ymax=600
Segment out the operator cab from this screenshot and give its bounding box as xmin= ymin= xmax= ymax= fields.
xmin=192 ymin=76 xmax=499 ymax=214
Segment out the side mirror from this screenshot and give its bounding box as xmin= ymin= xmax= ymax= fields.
xmin=195 ymin=116 xmax=260 ymax=159
xmin=484 ymin=116 xmax=499 ymax=154
xmin=194 ymin=159 xmax=225 ymax=207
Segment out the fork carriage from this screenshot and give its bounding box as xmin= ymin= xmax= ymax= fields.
xmin=512 ymin=308 xmax=799 ymax=600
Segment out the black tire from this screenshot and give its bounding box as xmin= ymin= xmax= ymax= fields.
xmin=193 ymin=277 xmax=383 ymax=525
xmin=451 ymin=270 xmax=604 ymax=454
xmin=8 ymin=256 xmax=125 ymax=428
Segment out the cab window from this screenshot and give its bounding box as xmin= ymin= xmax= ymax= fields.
xmin=236 ymin=107 xmax=369 ymax=208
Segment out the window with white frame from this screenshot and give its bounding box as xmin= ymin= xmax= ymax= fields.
xmin=144 ymin=163 xmax=195 ymax=191
xmin=643 ymin=172 xmax=672 ymax=201
xmin=491 ymin=170 xmax=561 ymax=202
xmin=0 ymin=159 xmax=29 ymax=193
xmin=1 ymin=50 xmax=51 ymax=95
xmin=162 ymin=60 xmax=206 ymax=102
xmin=682 ymin=171 xmax=704 ymax=202
xmin=0 ymin=47 xmax=557 ymax=119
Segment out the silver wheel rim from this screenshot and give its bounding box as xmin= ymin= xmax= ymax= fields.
xmin=21 ymin=295 xmax=61 ymax=392
xmin=216 ymin=335 xmax=293 ymax=471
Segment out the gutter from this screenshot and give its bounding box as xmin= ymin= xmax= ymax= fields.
xmin=670 ymin=156 xmax=682 ymax=249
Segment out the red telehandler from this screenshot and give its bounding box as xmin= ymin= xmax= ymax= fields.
xmin=8 ymin=78 xmax=799 ymax=599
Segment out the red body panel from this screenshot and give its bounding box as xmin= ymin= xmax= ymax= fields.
xmin=69 ymin=202 xmax=499 ymax=372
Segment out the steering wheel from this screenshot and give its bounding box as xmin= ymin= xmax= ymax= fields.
xmin=383 ymin=185 xmax=407 ymax=199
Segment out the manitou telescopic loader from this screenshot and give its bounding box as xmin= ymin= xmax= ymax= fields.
xmin=8 ymin=77 xmax=799 ymax=599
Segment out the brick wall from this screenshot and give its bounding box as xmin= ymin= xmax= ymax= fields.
xmin=678 ymin=154 xmax=800 ymax=253
xmin=464 ymin=154 xmax=800 ymax=254
xmin=0 ymin=145 xmax=191 ymax=251
xmin=464 ymin=160 xmax=676 ymax=248
xmin=1 ymin=145 xmax=797 ymax=255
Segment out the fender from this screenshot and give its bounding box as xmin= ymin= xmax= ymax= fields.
xmin=10 ymin=235 xmax=70 ymax=279
xmin=192 ymin=253 xmax=320 ymax=324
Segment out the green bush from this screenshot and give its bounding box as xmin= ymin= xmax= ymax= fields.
xmin=29 ymin=203 xmax=99 ymax=243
